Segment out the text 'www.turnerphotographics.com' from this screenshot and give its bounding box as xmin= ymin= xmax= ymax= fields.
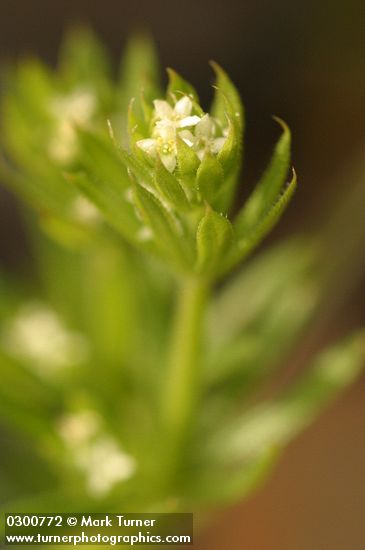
xmin=4 ymin=513 xmax=193 ymax=546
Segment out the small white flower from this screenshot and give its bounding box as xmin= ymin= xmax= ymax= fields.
xmin=138 ymin=123 xmax=178 ymax=173
xmin=137 ymin=96 xmax=227 ymax=172
xmin=70 ymin=196 xmax=101 ymax=225
xmin=58 ymin=410 xmax=101 ymax=446
xmin=153 ymin=96 xmax=200 ymax=129
xmin=80 ymin=436 xmax=136 ymax=497
xmin=48 ymin=88 xmax=96 ymax=163
xmin=58 ymin=410 xmax=136 ymax=498
xmin=1 ymin=303 xmax=89 ymax=376
xmin=180 ymin=114 xmax=227 ymax=160
xmin=137 ymin=95 xmax=201 ymax=173
xmin=137 ymin=226 xmax=153 ymax=242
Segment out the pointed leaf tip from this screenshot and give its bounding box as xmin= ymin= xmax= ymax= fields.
xmin=166 ymin=68 xmax=199 ymax=103
xmin=210 ymin=61 xmax=244 ymax=131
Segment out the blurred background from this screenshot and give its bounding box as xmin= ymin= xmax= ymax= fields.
xmin=1 ymin=0 xmax=365 ymax=548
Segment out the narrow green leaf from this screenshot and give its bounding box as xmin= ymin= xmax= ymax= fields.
xmin=67 ymin=171 xmax=140 ymax=243
xmin=128 ymin=98 xmax=148 ymax=145
xmin=185 ymin=445 xmax=278 ymax=505
xmin=196 ymin=208 xmax=233 ymax=273
xmin=0 ymin=154 xmax=74 ymax=218
xmin=119 ymin=33 xmax=161 ymax=109
xmin=108 ymin=121 xmax=155 ymax=187
xmin=140 ymin=90 xmax=155 ymax=124
xmin=12 ymin=60 xmax=55 ymax=120
xmin=39 ymin=215 xmax=98 ymax=249
xmin=216 ymin=103 xmax=240 ymax=175
xmin=154 ymin=156 xmax=190 ymax=210
xmin=208 ymin=66 xmax=244 ymax=212
xmin=205 ymin=280 xmax=317 ymax=391
xmin=176 ymin=136 xmax=200 ymax=198
xmin=208 ymin=237 xmax=316 ymax=345
xmin=133 ymin=184 xmax=189 ymax=267
xmin=0 ymin=352 xmax=61 ymax=415
xmin=234 ymin=118 xmax=291 ymax=237
xmin=210 ymin=61 xmax=244 ymax=132
xmin=223 ymin=169 xmax=297 ymax=274
xmin=115 ymin=34 xmax=161 ymax=147
xmin=127 ymin=97 xmax=154 ymax=168
xmin=205 ymin=238 xmax=318 ymax=389
xmin=196 ymin=153 xmax=224 ymax=203
xmin=214 ymin=92 xmax=243 ymax=212
xmin=58 ymin=26 xmax=111 ymax=85
xmin=76 ymin=128 xmax=132 ymax=193
xmin=81 ymin=240 xmax=141 ymax=370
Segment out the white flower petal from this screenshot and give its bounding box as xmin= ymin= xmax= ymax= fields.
xmin=85 ymin=437 xmax=136 ymax=497
xmin=195 ymin=114 xmax=214 ymax=137
xmin=174 ymin=96 xmax=193 ymax=117
xmin=156 ymin=123 xmax=176 ymax=141
xmin=160 ymin=152 xmax=176 ymax=173
xmin=179 ymin=129 xmax=195 ymax=147
xmin=178 ymin=115 xmax=201 ymax=128
xmin=211 ymin=136 xmax=227 ymax=154
xmin=196 ymin=148 xmax=205 ymax=161
xmin=71 ymin=196 xmax=101 ymax=224
xmin=58 ymin=410 xmax=101 ymax=446
xmin=153 ymin=100 xmax=173 ymax=119
xmin=136 ymin=138 xmax=157 ymax=156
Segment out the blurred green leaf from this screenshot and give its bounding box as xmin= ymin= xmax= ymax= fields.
xmin=0 ymin=352 xmax=62 ymax=439
xmin=58 ymin=26 xmax=112 ymax=88
xmin=184 ymin=446 xmax=278 ymax=505
xmin=207 ymin=329 xmax=365 ymax=465
xmin=66 ymin=171 xmax=140 ymax=243
xmin=76 ymin=128 xmax=129 ymax=189
xmin=119 ymin=33 xmax=161 ymax=111
xmin=207 ymin=238 xmax=316 ymax=344
xmin=189 ymin=329 xmax=365 ymax=505
xmin=0 ymin=154 xmax=75 ymax=218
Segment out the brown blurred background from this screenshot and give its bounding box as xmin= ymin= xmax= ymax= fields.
xmin=1 ymin=1 xmax=365 ymax=548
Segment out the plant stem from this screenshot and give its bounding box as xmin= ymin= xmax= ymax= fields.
xmin=162 ymin=276 xmax=210 ymax=478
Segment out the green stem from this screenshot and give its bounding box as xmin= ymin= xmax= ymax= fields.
xmin=162 ymin=276 xmax=210 ymax=477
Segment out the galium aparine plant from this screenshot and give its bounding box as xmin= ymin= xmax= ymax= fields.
xmin=0 ymin=28 xmax=364 ymax=527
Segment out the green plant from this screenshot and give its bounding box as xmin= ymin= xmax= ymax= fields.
xmin=0 ymin=28 xmax=364 ymax=533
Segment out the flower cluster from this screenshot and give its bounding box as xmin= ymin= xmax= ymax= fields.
xmin=136 ymin=96 xmax=227 ymax=172
xmin=69 ymin=64 xmax=296 ymax=279
xmin=58 ymin=409 xmax=136 ymax=497
xmin=0 ymin=27 xmax=295 ymax=279
xmin=1 ymin=302 xmax=89 ymax=376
